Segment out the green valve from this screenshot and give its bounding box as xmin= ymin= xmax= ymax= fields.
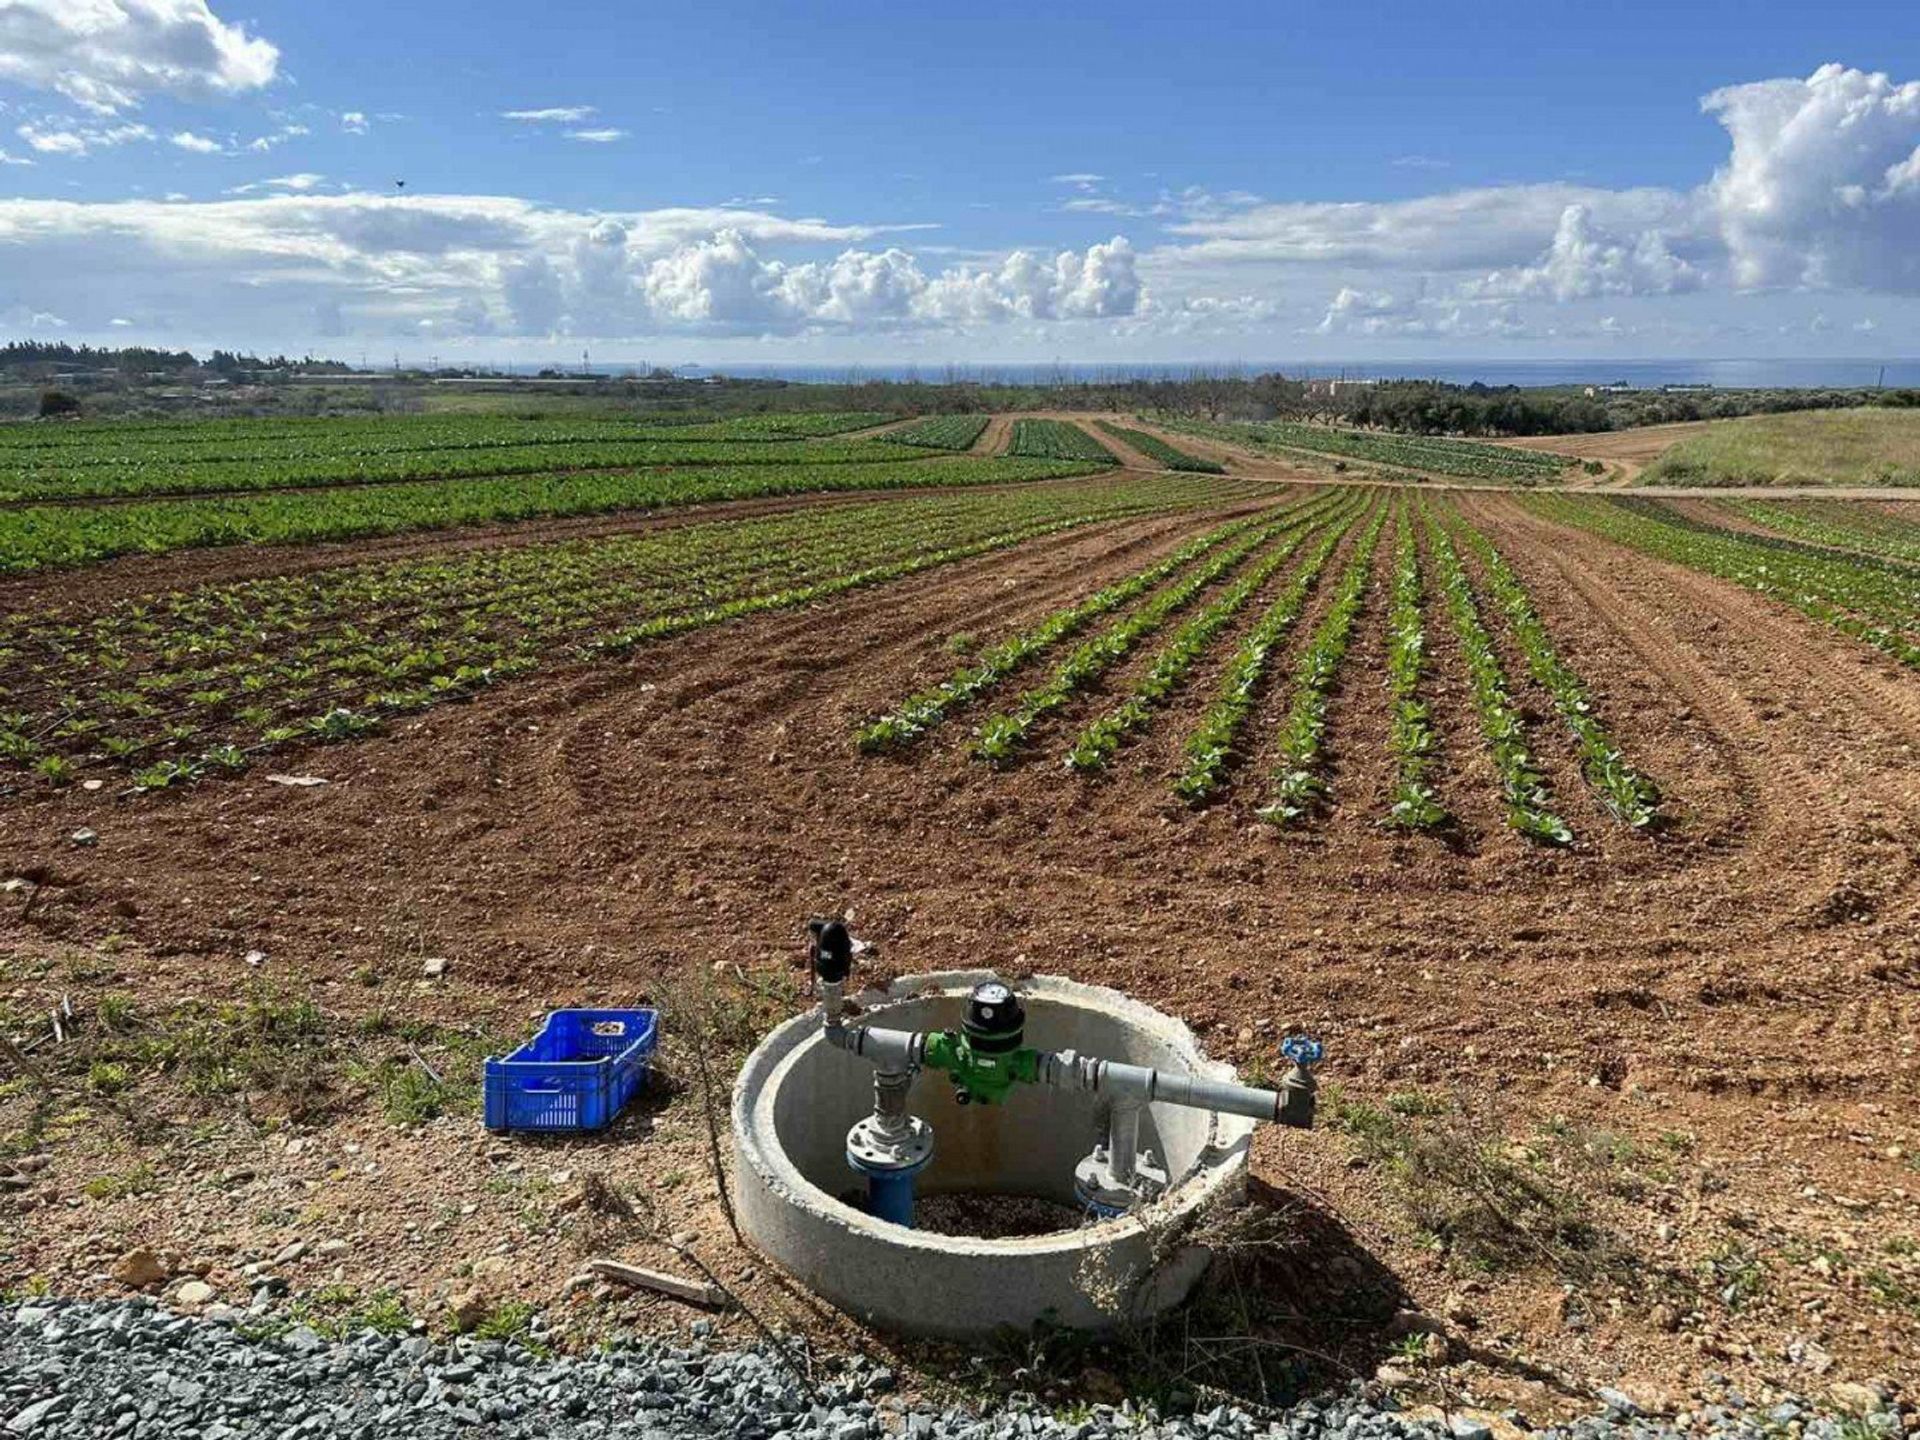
xmin=922 ymin=982 xmax=1040 ymax=1106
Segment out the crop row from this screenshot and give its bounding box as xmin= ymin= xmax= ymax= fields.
xmin=1 ymin=436 xmax=929 ymax=504
xmin=2 ymin=473 xmax=1282 ymax=699
xmin=1728 ymin=500 xmax=1920 ymax=568
xmin=844 ymin=487 xmax=1661 ymax=840
xmin=1064 ymin=516 xmax=1328 ymax=772
xmin=1382 ymin=506 xmax=1447 ymax=830
xmin=629 ymin=413 xmax=894 ymax=441
xmin=1532 ymin=497 xmax=1920 ymax=667
xmin=1172 ymin=512 xmax=1358 ymax=803
xmin=1258 ymin=505 xmax=1390 ymax=824
xmin=0 ymin=489 xmax=1031 ymax=709
xmin=881 ymin=416 xmax=991 ymax=452
xmin=0 ymin=455 xmax=1102 ymax=575
xmin=854 ymin=508 xmax=1290 ymax=752
xmin=1453 ymin=521 xmax=1660 ymax=827
xmin=973 ymin=518 xmax=1306 ymax=764
xmin=1425 ymin=511 xmax=1572 ymax=843
xmin=1092 ymin=423 xmax=1224 ymax=474
xmin=1156 ymin=418 xmax=1573 ymax=482
xmin=1008 ymin=420 xmax=1119 ymax=465
xmin=0 ymin=411 xmax=892 ymax=473
xmin=0 ymin=476 xmax=1221 ymax=790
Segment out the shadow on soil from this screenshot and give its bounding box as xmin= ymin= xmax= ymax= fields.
xmin=855 ymin=1177 xmax=1416 ymax=1415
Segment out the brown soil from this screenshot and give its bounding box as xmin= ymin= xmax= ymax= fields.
xmin=971 ymin=414 xmax=1013 ymax=456
xmin=1491 ymin=423 xmax=1720 ymax=486
xmin=3 ymin=487 xmax=1918 ymax=1408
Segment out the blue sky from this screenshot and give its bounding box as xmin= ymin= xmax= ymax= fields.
xmin=0 ymin=0 xmax=1916 ymax=364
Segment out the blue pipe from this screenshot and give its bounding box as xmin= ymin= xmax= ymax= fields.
xmin=847 ymin=1148 xmax=931 ymax=1227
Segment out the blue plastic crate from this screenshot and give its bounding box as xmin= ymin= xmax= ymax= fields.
xmin=483 ymin=1008 xmax=658 ymax=1133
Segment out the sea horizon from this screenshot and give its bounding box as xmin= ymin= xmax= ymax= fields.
xmin=496 ymin=357 xmax=1920 ymax=391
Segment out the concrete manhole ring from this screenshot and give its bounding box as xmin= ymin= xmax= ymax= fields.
xmin=732 ymin=971 xmax=1257 ymax=1339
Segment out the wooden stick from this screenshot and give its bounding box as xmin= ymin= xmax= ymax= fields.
xmin=586 ymin=1259 xmax=730 ymax=1310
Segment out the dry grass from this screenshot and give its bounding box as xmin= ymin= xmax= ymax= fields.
xmin=1642 ymin=407 xmax=1920 ymax=487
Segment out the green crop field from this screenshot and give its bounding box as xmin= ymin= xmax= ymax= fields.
xmin=858 ymin=486 xmax=1664 ymax=843
xmin=1157 ymin=417 xmax=1577 ymax=483
xmin=0 ymin=409 xmax=1125 ymax=574
xmin=0 ymin=413 xmax=907 ymax=502
xmin=1093 ymin=422 xmax=1225 ymax=473
xmin=1007 ymin=419 xmax=1119 ymax=464
xmin=1529 ymin=494 xmax=1920 ymax=667
xmin=881 ymin=415 xmax=991 ymax=451
xmin=0 ymin=473 xmax=1250 ymax=793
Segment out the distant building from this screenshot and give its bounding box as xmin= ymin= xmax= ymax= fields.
xmin=1303 ymin=377 xmax=1378 ymax=398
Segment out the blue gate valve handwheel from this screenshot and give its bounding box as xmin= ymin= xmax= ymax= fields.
xmin=1281 ymin=1035 xmax=1324 ymax=1068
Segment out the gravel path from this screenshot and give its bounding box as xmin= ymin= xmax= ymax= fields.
xmin=0 ymin=1299 xmax=1902 ymax=1440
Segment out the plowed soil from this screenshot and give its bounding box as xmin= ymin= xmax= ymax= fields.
xmin=3 ymin=483 xmax=1918 ymax=1403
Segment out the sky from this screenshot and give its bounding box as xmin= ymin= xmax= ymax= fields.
xmin=0 ymin=0 xmax=1917 ymax=366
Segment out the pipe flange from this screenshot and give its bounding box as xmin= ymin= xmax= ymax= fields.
xmin=1074 ymin=1146 xmax=1169 ymax=1218
xmin=846 ymin=1113 xmax=934 ymax=1174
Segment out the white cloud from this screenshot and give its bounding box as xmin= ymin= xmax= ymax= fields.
xmin=246 ymin=122 xmax=308 ymax=153
xmin=1703 ymin=63 xmax=1920 ymax=294
xmin=1313 ymin=284 xmax=1529 ymax=339
xmin=226 ymin=172 xmax=325 ymax=195
xmin=1060 ymin=196 xmax=1159 ymax=218
xmin=0 ymin=147 xmax=31 ymax=166
xmin=0 ymin=191 xmax=1138 ymax=344
xmin=916 ymin=237 xmax=1143 ymax=323
xmin=501 ymin=106 xmax=595 ymax=124
xmin=4 ymin=61 xmax=1911 ymax=354
xmin=1159 ymin=182 xmax=1695 ymax=273
xmin=339 ymin=111 xmax=368 ymax=135
xmin=15 ymin=119 xmax=154 ymax=155
xmin=1314 ymin=286 xmax=1411 ymax=334
xmin=641 ymin=229 xmax=1142 ymax=332
xmin=1132 ymin=61 xmax=1920 ymax=345
xmin=0 ymin=0 xmax=278 ymax=113
xmin=1464 ymin=203 xmax=1701 ymax=301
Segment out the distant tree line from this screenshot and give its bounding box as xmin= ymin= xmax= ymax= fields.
xmin=0 ymin=341 xmax=353 ymax=381
xmin=707 ymin=373 xmax=1918 ymax=437
xmin=7 ymin=342 xmax=1915 ymax=433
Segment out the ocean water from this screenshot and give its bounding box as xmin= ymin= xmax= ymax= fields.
xmin=668 ymin=358 xmax=1920 ymax=390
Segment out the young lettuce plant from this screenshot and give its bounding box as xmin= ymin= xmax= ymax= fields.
xmin=1172 ymin=497 xmax=1363 ymax=803
xmin=1258 ymin=504 xmax=1389 ymax=824
xmin=1383 ymin=506 xmax=1448 ymax=831
xmin=1424 ymin=507 xmax=1571 ymax=846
